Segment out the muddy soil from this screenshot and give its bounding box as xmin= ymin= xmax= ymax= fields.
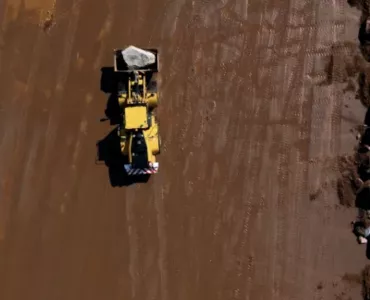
xmin=0 ymin=0 xmax=370 ymax=299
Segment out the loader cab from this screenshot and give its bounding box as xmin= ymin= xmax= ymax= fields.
xmin=129 ymin=131 xmax=149 ymax=169
xmin=123 ymin=105 xmax=151 ymax=130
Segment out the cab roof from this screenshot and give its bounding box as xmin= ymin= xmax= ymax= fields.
xmin=124 ymin=106 xmax=148 ymax=130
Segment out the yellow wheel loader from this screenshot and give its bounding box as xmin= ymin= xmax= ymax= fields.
xmin=113 ymin=47 xmax=161 ymax=175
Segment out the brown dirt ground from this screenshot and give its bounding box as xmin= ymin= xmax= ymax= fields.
xmin=2 ymin=0 xmax=370 ymax=299
xmin=363 ymin=264 xmax=370 ymax=299
xmin=337 ymin=155 xmax=358 ymax=207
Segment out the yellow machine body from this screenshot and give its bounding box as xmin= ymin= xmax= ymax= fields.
xmin=113 ymin=48 xmax=160 ymax=175
xmin=119 ymin=112 xmax=160 ymax=164
xmin=124 ymin=106 xmax=148 ymax=130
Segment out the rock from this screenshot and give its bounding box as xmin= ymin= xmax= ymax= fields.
xmin=121 ymin=46 xmax=156 ymax=68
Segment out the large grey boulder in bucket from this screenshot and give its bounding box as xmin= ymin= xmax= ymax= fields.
xmin=121 ymin=46 xmax=156 ymax=68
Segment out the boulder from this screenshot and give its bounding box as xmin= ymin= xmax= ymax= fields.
xmin=121 ymin=46 xmax=156 ymax=68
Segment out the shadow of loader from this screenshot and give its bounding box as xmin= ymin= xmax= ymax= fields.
xmin=96 ymin=128 xmax=150 ymax=187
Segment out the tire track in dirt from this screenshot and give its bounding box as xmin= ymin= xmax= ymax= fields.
xmin=155 ymin=1 xmax=246 ymax=297
xmin=56 ymin=93 xmax=94 ymax=212
xmin=207 ymin=0 xmax=280 ymax=296
xmin=185 ymin=0 xmax=280 ymax=297
xmin=35 ymin=0 xmax=82 ymax=217
xmin=149 ymin=2 xmax=200 ymax=297
xmin=0 ymin=112 xmax=20 ymax=237
xmin=125 ymin=188 xmax=139 ymax=299
xmin=285 ymin=21 xmax=317 ymax=286
xmin=276 ymin=0 xmax=348 ymax=296
xmin=154 ymin=0 xmax=214 ymax=297
xmin=92 ymin=0 xmax=119 ymax=70
xmin=16 ymin=128 xmax=42 ymax=219
xmin=272 ymin=0 xmax=314 ymax=296
xmin=0 ymin=0 xmax=9 ymax=72
xmin=157 ymin=3 xmax=198 ymax=154
xmin=42 ymin=0 xmax=82 ymax=164
xmin=153 ymin=183 xmax=169 ymax=300
xmin=0 ymin=4 xmax=49 ymax=232
xmin=0 ymin=5 xmax=88 ymax=293
xmin=260 ymin=1 xmax=296 ymax=295
xmin=12 ymin=30 xmax=46 ymax=217
xmin=0 ymin=129 xmax=16 ymax=240
xmin=179 ymin=1 xmax=269 ymax=294
xmin=240 ymin=136 xmax=266 ymax=299
xmin=275 ymin=44 xmax=310 ymax=299
xmin=240 ymin=0 xmax=313 ymax=296
xmin=299 ymin=0 xmax=348 ymax=296
xmin=232 ymin=0 xmax=315 ymax=296
xmin=168 ymin=3 xmax=249 ymax=155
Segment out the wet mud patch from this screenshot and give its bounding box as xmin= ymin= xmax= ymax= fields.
xmin=337 ymin=155 xmax=359 ymax=207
